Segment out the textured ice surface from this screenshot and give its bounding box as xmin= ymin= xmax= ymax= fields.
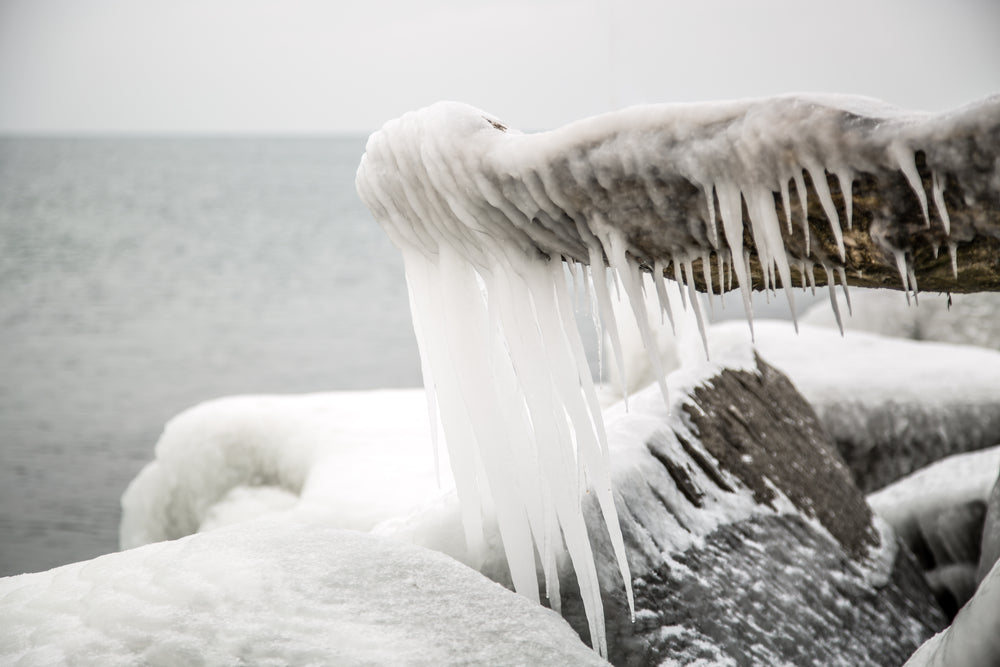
xmin=2 ymin=517 xmax=609 ymax=666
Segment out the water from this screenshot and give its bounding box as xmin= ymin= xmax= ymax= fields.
xmin=0 ymin=136 xmax=423 ymax=576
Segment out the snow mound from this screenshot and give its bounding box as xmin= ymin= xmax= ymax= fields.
xmin=120 ymin=389 xmax=449 ymax=549
xmin=2 ymin=517 xmax=608 ymax=666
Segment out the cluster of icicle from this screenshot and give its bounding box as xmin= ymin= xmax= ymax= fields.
xmin=355 ymin=96 xmax=960 ymax=656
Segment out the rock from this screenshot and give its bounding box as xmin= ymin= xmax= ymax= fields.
xmin=0 ymin=517 xmax=609 ymax=666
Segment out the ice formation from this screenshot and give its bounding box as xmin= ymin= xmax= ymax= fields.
xmin=355 ymin=95 xmax=994 ymax=652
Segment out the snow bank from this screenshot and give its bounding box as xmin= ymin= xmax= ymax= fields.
xmin=120 ymin=389 xmax=449 ymax=549
xmin=2 ymin=516 xmax=608 ymax=666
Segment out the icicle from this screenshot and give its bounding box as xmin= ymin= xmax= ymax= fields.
xmin=793 ymin=170 xmax=810 ymax=257
xmin=715 ymin=184 xmax=754 ymax=338
xmin=602 ymin=229 xmax=670 ymax=403
xmin=907 ymin=264 xmax=920 ymax=306
xmin=703 ymin=184 xmax=720 ymax=248
xmin=837 ymin=170 xmax=854 ymax=230
xmin=702 ymin=252 xmax=715 ymax=318
xmin=682 ymin=259 xmax=710 ymax=359
xmin=780 ymin=178 xmax=793 ymax=235
xmin=932 ymin=171 xmax=951 ymax=235
xmin=806 ymin=262 xmax=816 ymax=295
xmin=949 ymin=243 xmax=959 ymax=278
xmin=588 ymin=243 xmax=629 ymax=408
xmin=746 ymin=190 xmax=796 ymax=332
xmin=806 ymin=165 xmax=846 ymax=262
xmin=823 ymin=264 xmax=844 ymax=335
xmin=892 ymin=144 xmax=931 ymax=227
xmin=893 ymin=249 xmax=912 ymax=306
xmin=652 ymin=260 xmax=677 ymax=334
xmin=673 ymin=260 xmax=688 ymax=310
xmin=835 ymin=266 xmax=852 ymax=316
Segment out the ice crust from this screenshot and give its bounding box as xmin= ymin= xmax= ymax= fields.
xmin=353 ymin=95 xmax=993 ymax=653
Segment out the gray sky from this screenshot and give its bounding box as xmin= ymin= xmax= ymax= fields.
xmin=1 ymin=0 xmax=998 ymax=134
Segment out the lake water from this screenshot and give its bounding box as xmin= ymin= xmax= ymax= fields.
xmin=0 ymin=136 xmax=428 ymax=576
xmin=0 ymin=136 xmax=810 ymax=577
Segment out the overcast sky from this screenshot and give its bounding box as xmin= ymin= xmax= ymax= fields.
xmin=1 ymin=0 xmax=998 ymax=134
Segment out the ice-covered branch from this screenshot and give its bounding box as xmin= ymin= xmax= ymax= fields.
xmin=362 ymin=95 xmax=999 ymax=301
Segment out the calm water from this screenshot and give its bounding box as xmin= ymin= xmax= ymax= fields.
xmin=0 ymin=136 xmax=424 ymax=576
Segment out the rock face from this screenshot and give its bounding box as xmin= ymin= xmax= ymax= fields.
xmin=556 ymin=354 xmax=946 ymax=665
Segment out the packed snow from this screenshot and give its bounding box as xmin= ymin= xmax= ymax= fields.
xmin=2 ymin=516 xmax=610 ymax=666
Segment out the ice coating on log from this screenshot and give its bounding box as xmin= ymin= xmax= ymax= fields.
xmin=356 ymin=94 xmax=995 ymax=654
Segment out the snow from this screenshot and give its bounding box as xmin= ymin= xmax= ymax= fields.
xmin=120 ymin=389 xmax=449 ymax=549
xmin=1 ymin=516 xmax=610 ymax=666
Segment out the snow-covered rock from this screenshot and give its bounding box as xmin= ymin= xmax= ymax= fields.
xmin=2 ymin=516 xmax=608 ymax=666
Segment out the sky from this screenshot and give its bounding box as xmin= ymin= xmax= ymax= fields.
xmin=0 ymin=0 xmax=998 ymax=134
